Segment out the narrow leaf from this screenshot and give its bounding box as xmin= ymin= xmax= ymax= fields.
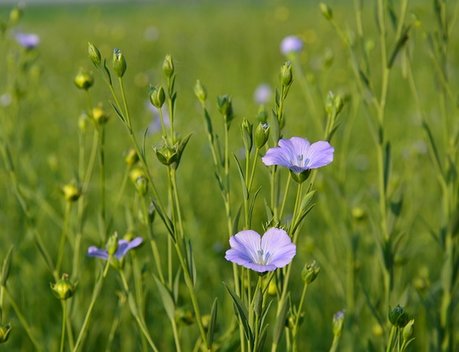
xmin=207 ymin=298 xmax=218 ymax=349
xmin=224 ymin=283 xmax=253 ymax=344
xmin=153 ymin=275 xmax=176 ymax=322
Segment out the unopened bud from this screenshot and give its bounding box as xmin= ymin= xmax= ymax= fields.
xmin=162 ymin=55 xmax=174 ymax=78
xmin=301 ymin=260 xmax=320 ymax=283
xmin=87 ymin=42 xmax=101 ymax=67
xmin=320 ymin=3 xmax=333 ymax=21
xmin=91 ymin=104 xmax=110 ymax=125
xmin=332 ymin=310 xmax=345 ymax=337
xmin=241 ymin=119 xmax=253 ymax=152
xmin=51 ymin=273 xmax=76 ymax=300
xmin=9 ymin=7 xmax=22 ymax=25
xmin=78 ymin=112 xmax=90 ymax=132
xmin=402 ymin=319 xmax=414 ymax=341
xmin=62 ymin=183 xmax=81 ymax=202
xmin=135 ymin=176 xmax=148 ymax=195
xmin=280 ymin=62 xmax=293 ymax=87
xmin=0 ymin=323 xmax=11 ymax=343
xmin=389 ymin=305 xmax=410 ymax=328
xmin=125 ymin=148 xmax=139 ymax=167
xmin=74 ymin=69 xmax=94 ymax=90
xmin=149 ymin=86 xmax=165 ymax=108
xmin=217 ymin=95 xmax=234 ymax=125
xmin=255 ymin=122 xmax=270 ymax=149
xmin=194 ymin=80 xmax=207 ymax=103
xmin=112 ymin=48 xmax=127 ymax=78
xmin=129 ymin=167 xmax=146 ymax=184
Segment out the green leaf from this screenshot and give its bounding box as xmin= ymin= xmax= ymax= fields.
xmin=233 ymin=154 xmax=248 ymax=200
xmin=1 ymin=246 xmax=14 ymax=287
xmin=384 ymin=142 xmax=391 ymax=193
xmin=110 ymin=102 xmax=125 ymax=123
xmin=422 ymin=120 xmax=444 ymax=176
xmin=153 ymin=275 xmax=176 ymax=322
xmin=224 ymin=283 xmax=253 ymax=344
xmin=207 ymin=298 xmax=218 ymax=349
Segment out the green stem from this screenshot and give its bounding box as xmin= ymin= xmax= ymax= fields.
xmin=60 ymin=301 xmax=67 ymax=352
xmin=98 ymin=126 xmax=106 ymax=239
xmin=56 ymin=202 xmax=72 ymax=276
xmin=279 ymin=173 xmax=292 ymax=221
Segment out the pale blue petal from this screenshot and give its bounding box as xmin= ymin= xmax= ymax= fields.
xmin=115 ymin=237 xmax=143 ymax=259
xmin=87 ymin=246 xmax=109 ymax=260
xmin=305 ymin=141 xmax=334 ymax=169
xmin=245 ymin=262 xmax=277 ymax=272
xmin=228 ymin=230 xmax=261 ymax=263
xmin=289 ymin=137 xmax=310 ymax=156
xmin=261 ymin=228 xmax=296 ymax=268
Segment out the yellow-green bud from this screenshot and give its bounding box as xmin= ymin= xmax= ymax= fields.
xmin=389 ymin=305 xmax=410 ymax=328
xmin=255 ymin=122 xmax=270 ymax=149
xmin=0 ymin=323 xmax=11 ymax=343
xmin=51 ymin=274 xmax=76 ymax=300
xmin=267 ymin=279 xmax=277 ymax=296
xmin=135 ymin=176 xmax=148 ymax=195
xmin=9 ymin=7 xmax=22 ymax=25
xmin=162 ymin=55 xmax=174 ymax=78
xmin=280 ymin=62 xmax=293 ymax=87
xmin=241 ymin=119 xmax=253 ymax=152
xmin=194 ymin=80 xmax=207 ymax=103
xmin=125 ymin=148 xmax=139 ymax=167
xmin=129 ymin=167 xmax=146 ymax=184
xmin=149 ymin=86 xmax=165 ymax=108
xmin=74 ymin=69 xmax=94 ymax=90
xmin=62 ymin=183 xmax=81 ymax=202
xmin=106 ymin=233 xmax=119 ymax=256
xmin=320 ymin=3 xmax=333 ymax=21
xmin=91 ymin=104 xmax=110 ymax=125
xmin=301 ymin=260 xmax=320 ymax=283
xmin=325 ymin=91 xmax=344 ymax=116
xmin=217 ymin=95 xmax=234 ymax=125
xmin=351 ymin=206 xmax=366 ymax=221
xmin=88 ymin=42 xmax=102 ymax=67
xmin=402 ymin=319 xmax=414 ymax=341
xmin=112 ymin=48 xmax=127 ymax=78
xmin=78 ymin=112 xmax=90 ymax=132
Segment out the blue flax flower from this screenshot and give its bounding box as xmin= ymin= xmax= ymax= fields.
xmin=225 ymin=228 xmax=296 ymax=273
xmin=262 ymin=137 xmax=334 ymax=173
xmin=88 ymin=237 xmax=143 ymax=260
xmin=280 ymin=35 xmax=303 ymax=56
xmin=15 ymin=33 xmax=40 ymax=50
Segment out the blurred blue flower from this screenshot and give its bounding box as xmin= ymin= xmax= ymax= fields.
xmin=280 ymin=35 xmax=303 ymax=55
xmin=262 ymin=137 xmax=334 ymax=173
xmin=225 ymin=228 xmax=296 ymax=273
xmin=15 ymin=32 xmax=40 ymax=50
xmin=87 ymin=237 xmax=143 ymax=260
xmin=254 ymin=83 xmax=272 ymax=104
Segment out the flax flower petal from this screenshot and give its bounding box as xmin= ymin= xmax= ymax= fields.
xmin=261 ymin=228 xmax=296 ymax=268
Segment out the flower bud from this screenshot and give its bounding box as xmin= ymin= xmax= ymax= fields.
xmin=255 ymin=122 xmax=270 ymax=149
xmin=51 ymin=273 xmax=76 ymax=300
xmin=74 ymin=69 xmax=94 ymax=90
xmin=9 ymin=7 xmax=22 ymax=25
xmin=320 ymin=3 xmax=333 ymax=21
xmin=256 ymin=105 xmax=269 ymax=123
xmin=332 ymin=310 xmax=345 ymax=337
xmin=351 ymin=206 xmax=366 ymax=221
xmin=241 ymin=119 xmax=253 ymax=152
xmin=280 ymin=62 xmax=293 ymax=87
xmin=217 ymin=95 xmax=234 ymax=125
xmin=194 ymin=80 xmax=207 ymax=103
xmin=402 ymin=319 xmax=414 ymax=341
xmin=389 ymin=305 xmax=410 ymax=328
xmin=0 ymin=323 xmax=11 ymax=343
xmin=301 ymin=260 xmax=320 ymax=284
xmin=135 ymin=176 xmax=148 ymax=195
xmin=125 ymin=148 xmax=139 ymax=167
xmin=107 ymin=233 xmax=119 ymax=256
xmin=78 ymin=112 xmax=90 ymax=132
xmin=129 ymin=167 xmax=146 ymax=184
xmin=62 ymin=183 xmax=81 ymax=202
xmin=162 ymin=55 xmax=174 ymax=78
xmin=149 ymin=86 xmax=165 ymax=108
xmin=112 ymin=48 xmax=127 ymax=78
xmin=88 ymin=42 xmax=102 ymax=67
xmin=91 ymin=104 xmax=110 ymax=125
xmin=267 ymin=279 xmax=277 ymax=296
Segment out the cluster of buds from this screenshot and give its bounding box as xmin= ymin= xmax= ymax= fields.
xmin=301 ymin=260 xmax=320 ymax=284
xmin=154 ymin=134 xmax=192 ymax=170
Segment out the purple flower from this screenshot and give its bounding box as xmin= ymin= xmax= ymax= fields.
xmin=254 ymin=83 xmax=272 ymax=104
xmin=88 ymin=237 xmax=143 ymax=260
xmin=225 ymin=228 xmax=296 ymax=273
xmin=262 ymin=137 xmax=334 ymax=173
xmin=15 ymin=33 xmax=40 ymax=50
xmin=280 ymin=35 xmax=303 ymax=55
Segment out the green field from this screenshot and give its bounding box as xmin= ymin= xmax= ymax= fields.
xmin=0 ymin=1 xmax=458 ymax=351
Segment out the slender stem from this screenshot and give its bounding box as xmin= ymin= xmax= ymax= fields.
xmin=279 ymin=173 xmax=292 ymax=221
xmin=60 ymin=301 xmax=67 ymax=352
xmin=56 ymin=202 xmax=72 ymax=275
xmin=98 ymin=126 xmax=106 ymax=239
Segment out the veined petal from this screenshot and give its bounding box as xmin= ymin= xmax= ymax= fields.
xmin=87 ymin=246 xmax=109 ymax=260
xmin=261 ymin=228 xmax=296 ymax=268
xmin=305 ymin=141 xmax=334 ymax=169
xmin=262 ymin=147 xmax=292 ymax=168
xmin=115 ymin=237 xmax=143 ymax=259
xmin=228 ymin=230 xmax=261 ymax=263
xmin=289 ymin=137 xmax=311 ymax=156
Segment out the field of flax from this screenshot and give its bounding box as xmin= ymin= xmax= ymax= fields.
xmin=0 ymin=0 xmax=458 ymax=351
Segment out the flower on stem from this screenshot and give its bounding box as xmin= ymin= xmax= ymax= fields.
xmin=280 ymin=35 xmax=303 ymax=56
xmin=15 ymin=32 xmax=40 ymax=50
xmin=262 ymin=137 xmax=334 ymax=183
xmin=225 ymin=228 xmax=296 ymax=273
xmin=87 ymin=237 xmax=143 ymax=261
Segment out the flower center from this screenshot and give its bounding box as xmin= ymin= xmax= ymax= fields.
xmin=296 ymin=154 xmax=309 ymax=168
xmin=256 ymin=249 xmax=271 ymax=265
